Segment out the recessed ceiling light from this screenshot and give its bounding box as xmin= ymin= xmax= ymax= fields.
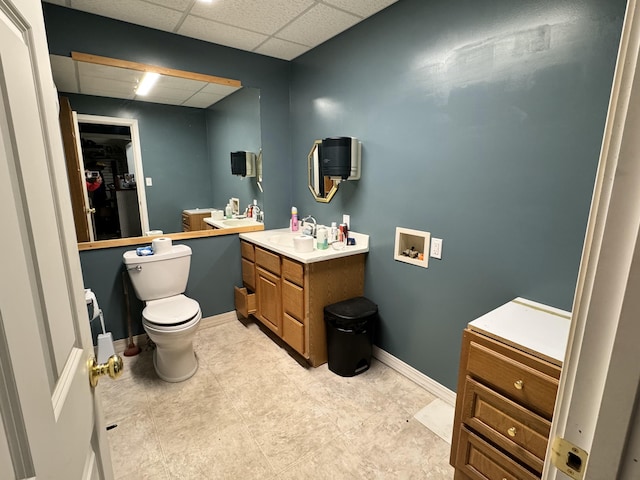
xmin=136 ymin=72 xmax=160 ymax=96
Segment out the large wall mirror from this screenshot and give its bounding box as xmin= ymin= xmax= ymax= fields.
xmin=51 ymin=52 xmax=264 ymax=247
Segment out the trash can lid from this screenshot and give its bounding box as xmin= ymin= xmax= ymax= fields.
xmin=324 ymin=296 xmax=378 ymax=321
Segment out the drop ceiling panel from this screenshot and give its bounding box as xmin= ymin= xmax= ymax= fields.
xmin=70 ymin=0 xmax=183 ymax=32
xmin=183 ymin=92 xmax=227 ymax=109
xmin=50 ymin=55 xmax=78 ymax=93
xmin=44 ymin=0 xmax=400 ymax=60
xmin=199 ymin=82 xmax=241 ymax=96
xmin=178 ymin=15 xmax=269 ymax=51
xmin=189 ymin=0 xmax=314 ymax=36
xmin=79 ymin=77 xmax=137 ymax=99
xmin=324 ymin=0 xmax=398 ymax=18
xmin=254 ymin=37 xmax=309 ymax=61
xmin=276 ymin=3 xmax=360 ymax=47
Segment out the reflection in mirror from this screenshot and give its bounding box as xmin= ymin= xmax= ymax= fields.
xmin=50 ymin=53 xmax=263 ymax=245
xmin=308 ymin=140 xmax=339 ymax=203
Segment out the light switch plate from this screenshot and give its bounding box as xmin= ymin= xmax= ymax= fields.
xmin=430 ymin=238 xmax=443 ymax=259
xmin=342 ymin=214 xmax=350 ymax=228
xmin=145 ymin=177 xmax=152 ymax=186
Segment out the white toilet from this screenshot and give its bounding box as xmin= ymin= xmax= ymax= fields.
xmin=123 ymin=243 xmax=201 ymax=382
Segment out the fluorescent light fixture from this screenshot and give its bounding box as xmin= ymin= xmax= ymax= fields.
xmin=136 ymin=72 xmax=160 ymax=96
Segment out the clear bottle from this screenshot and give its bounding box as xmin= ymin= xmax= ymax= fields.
xmin=330 ymin=222 xmax=338 ymax=243
xmin=225 ymin=203 xmax=232 ymax=219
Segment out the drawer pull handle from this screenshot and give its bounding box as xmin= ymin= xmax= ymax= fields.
xmin=507 ymin=427 xmax=517 ymax=437
xmin=514 ymin=379 xmax=524 ymax=390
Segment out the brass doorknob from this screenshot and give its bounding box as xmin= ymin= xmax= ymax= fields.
xmin=508 ymin=427 xmax=517 ymax=437
xmin=514 ymin=379 xmax=524 ymax=390
xmin=89 ymin=354 xmax=124 ymax=387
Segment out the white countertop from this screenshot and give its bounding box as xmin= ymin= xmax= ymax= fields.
xmin=183 ymin=208 xmax=219 ymax=214
xmin=240 ymin=228 xmax=369 ymax=264
xmin=468 ymin=297 xmax=571 ymax=366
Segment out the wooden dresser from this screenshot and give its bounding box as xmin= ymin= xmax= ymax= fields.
xmin=450 ymin=298 xmax=571 ymax=480
xmin=182 ymin=209 xmax=216 ymax=231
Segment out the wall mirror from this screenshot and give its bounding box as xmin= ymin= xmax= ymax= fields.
xmin=308 ymin=140 xmax=339 ymax=202
xmin=50 ymin=52 xmax=264 ymax=247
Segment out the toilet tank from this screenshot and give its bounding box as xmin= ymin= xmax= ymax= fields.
xmin=123 ymin=245 xmax=192 ymax=301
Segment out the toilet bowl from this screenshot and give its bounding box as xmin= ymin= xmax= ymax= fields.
xmin=123 ymin=242 xmax=202 ymax=382
xmin=142 ymin=294 xmax=201 ymax=382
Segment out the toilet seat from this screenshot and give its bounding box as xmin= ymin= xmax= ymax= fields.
xmin=143 ymin=294 xmax=200 ymax=328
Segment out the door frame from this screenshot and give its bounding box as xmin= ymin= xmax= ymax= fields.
xmin=543 ymin=0 xmax=640 ymax=477
xmin=76 ymin=114 xmax=150 ymax=237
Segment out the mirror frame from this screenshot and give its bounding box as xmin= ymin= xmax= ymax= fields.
xmin=308 ymin=140 xmax=339 ymax=203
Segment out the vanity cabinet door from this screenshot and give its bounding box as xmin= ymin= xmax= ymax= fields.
xmin=256 ymin=266 xmax=281 ymax=335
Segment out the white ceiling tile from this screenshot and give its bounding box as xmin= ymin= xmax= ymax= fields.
xmin=80 ymin=77 xmax=137 ymax=98
xmin=136 ymin=94 xmax=184 ymax=106
xmin=178 ymin=15 xmax=268 ymax=51
xmin=200 ymin=82 xmax=241 ymax=96
xmin=44 ymin=0 xmax=71 ymax=6
xmin=143 ymin=0 xmax=193 ymax=10
xmin=50 ymin=55 xmax=79 ymax=93
xmin=254 ymin=37 xmax=311 ymax=61
xmin=183 ymin=92 xmax=227 ymax=108
xmin=322 ymin=0 xmax=398 ymax=18
xmin=138 ymin=85 xmax=192 ymax=102
xmin=276 ymin=3 xmax=360 ymax=47
xmin=154 ymin=75 xmax=207 ymax=92
xmin=78 ymin=62 xmax=144 ymax=84
xmin=190 ymin=0 xmax=313 ymax=35
xmin=70 ymin=0 xmax=183 ymax=32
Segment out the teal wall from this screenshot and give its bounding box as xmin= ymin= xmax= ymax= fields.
xmin=65 ymin=94 xmax=210 ymax=234
xmin=289 ymin=0 xmax=626 ymax=389
xmin=46 ymin=1 xmax=627 ymax=390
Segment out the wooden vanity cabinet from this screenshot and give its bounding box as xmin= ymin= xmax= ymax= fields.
xmin=181 ymin=211 xmax=211 ymax=231
xmin=450 ymin=329 xmax=561 ymax=480
xmin=235 ymin=240 xmax=365 ymax=366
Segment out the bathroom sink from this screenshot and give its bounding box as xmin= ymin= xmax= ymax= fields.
xmin=221 ymin=218 xmax=260 ymax=227
xmin=204 ymin=217 xmax=262 ymax=229
xmin=268 ymin=232 xmax=298 ymax=247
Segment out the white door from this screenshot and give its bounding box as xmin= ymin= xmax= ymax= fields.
xmin=0 ymin=0 xmax=114 ymax=478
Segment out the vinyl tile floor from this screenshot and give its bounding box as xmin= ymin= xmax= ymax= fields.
xmin=100 ymin=316 xmax=455 ymax=479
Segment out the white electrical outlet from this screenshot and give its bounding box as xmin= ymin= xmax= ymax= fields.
xmin=145 ymin=177 xmax=153 ymax=186
xmin=342 ymin=214 xmax=350 ymax=228
xmin=430 ymin=238 xmax=443 ymax=259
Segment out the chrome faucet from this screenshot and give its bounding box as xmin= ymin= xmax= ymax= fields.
xmin=301 ymin=215 xmax=317 ymax=237
xmin=245 ymin=202 xmax=263 ymax=222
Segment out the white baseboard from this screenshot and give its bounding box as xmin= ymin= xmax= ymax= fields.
xmin=373 ymin=346 xmax=456 ymax=406
xmin=104 ymin=310 xmax=238 ymax=355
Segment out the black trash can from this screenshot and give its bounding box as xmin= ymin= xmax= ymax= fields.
xmin=324 ymin=296 xmax=377 ymax=377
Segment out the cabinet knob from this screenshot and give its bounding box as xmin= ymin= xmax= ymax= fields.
xmin=507 ymin=427 xmax=517 ymax=437
xmin=514 ymin=379 xmax=524 ymax=390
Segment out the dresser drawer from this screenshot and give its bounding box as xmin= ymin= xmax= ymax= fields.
xmin=255 ymin=247 xmax=281 ymax=275
xmin=455 ymin=426 xmax=539 ymax=480
xmin=282 ymin=257 xmax=304 ymax=286
xmin=282 ymin=312 xmax=305 ymax=356
xmin=282 ymin=279 xmax=304 ymax=321
xmin=466 ymin=337 xmax=559 ymax=419
xmin=241 ymin=258 xmax=255 ymax=291
xmin=234 ymin=286 xmax=256 ymax=318
xmin=241 ymin=240 xmax=255 ymax=261
xmin=461 ymin=377 xmax=550 ymax=473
